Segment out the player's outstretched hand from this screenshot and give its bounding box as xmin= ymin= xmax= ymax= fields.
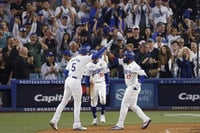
xmin=105 ymin=39 xmax=113 ymax=51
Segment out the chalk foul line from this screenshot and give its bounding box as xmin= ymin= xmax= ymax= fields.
xmin=163 ymin=113 xmax=200 ymax=117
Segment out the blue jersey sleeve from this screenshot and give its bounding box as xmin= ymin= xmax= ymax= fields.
xmin=64 ymin=69 xmax=69 ymax=78
xmin=92 ymin=47 xmax=107 ymax=59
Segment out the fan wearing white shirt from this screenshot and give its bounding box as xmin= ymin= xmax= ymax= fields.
xmin=149 ymin=0 xmax=169 ymax=30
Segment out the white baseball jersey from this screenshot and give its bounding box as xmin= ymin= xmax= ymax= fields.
xmin=118 ymin=59 xmax=147 ymax=86
xmin=66 ymin=55 xmax=92 ymax=79
xmin=115 ymin=59 xmax=150 ymax=128
xmin=84 ymin=59 xmax=109 ymax=83
xmin=149 ymin=6 xmax=169 ymax=24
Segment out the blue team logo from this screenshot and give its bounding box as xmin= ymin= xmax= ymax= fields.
xmin=116 ymin=89 xmax=125 ymax=101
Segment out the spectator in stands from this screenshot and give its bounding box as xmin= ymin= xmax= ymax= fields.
xmin=59 ymin=32 xmax=71 ymax=51
xmin=143 ymin=26 xmax=152 ymax=41
xmin=54 ymin=0 xmax=77 ymax=25
xmin=40 ymin=0 xmax=55 ymax=26
xmin=0 ymin=52 xmax=12 ymax=84
xmin=0 ymin=20 xmax=11 ymax=34
xmin=176 ymin=47 xmax=195 ymax=78
xmin=2 ymin=36 xmax=19 ymax=78
xmin=41 ymin=51 xmax=61 ymax=80
xmin=176 ymin=37 xmax=185 ymax=49
xmin=14 ymin=47 xmax=34 ymax=79
xmin=103 ymin=0 xmax=126 ymax=29
xmin=79 ymin=20 xmax=91 ymax=44
xmin=151 ymin=22 xmax=168 ymax=43
xmin=167 ymin=26 xmax=181 ymax=48
xmin=92 ymin=27 xmax=105 ymax=50
xmin=0 ymin=1 xmax=12 ymax=24
xmin=170 ymin=40 xmax=180 ymax=58
xmin=127 ymin=26 xmax=143 ymax=53
xmin=9 ymin=0 xmax=24 ymax=31
xmin=108 ymin=47 xmax=125 ymax=78
xmin=10 ymin=0 xmax=24 ymax=17
xmin=161 ymin=0 xmax=173 ymax=34
xmin=170 ymin=40 xmax=180 ymax=78
xmin=190 ymin=41 xmax=199 ymax=77
xmin=158 ymin=45 xmax=172 ymax=78
xmin=135 ymin=41 xmax=149 ymax=68
xmin=56 ymin=14 xmax=74 ymax=55
xmin=120 ymin=0 xmax=134 ymax=28
xmin=77 ymin=2 xmax=90 ymax=23
xmin=142 ymin=38 xmax=159 ymax=78
xmin=24 ymin=33 xmax=48 ymax=73
xmin=40 ymin=24 xmax=59 ymax=62
xmin=21 ymin=1 xmax=36 ymax=25
xmin=125 ymin=43 xmax=134 ymax=52
xmin=133 ymin=0 xmax=151 ymax=37
xmin=89 ymin=0 xmax=102 ymax=32
xmin=12 ymin=15 xmax=37 ymax=45
xmin=125 ymin=27 xmax=134 ymax=42
xmin=35 ymin=10 xmax=45 ymax=37
xmin=149 ymin=0 xmax=170 ymax=31
xmin=68 ymin=40 xmax=79 ymax=57
xmin=110 ymin=35 xmax=125 ymax=57
xmin=154 ymin=32 xmax=166 ymax=49
xmin=60 ymin=49 xmax=72 ymax=72
xmin=0 ymin=24 xmax=10 ymax=51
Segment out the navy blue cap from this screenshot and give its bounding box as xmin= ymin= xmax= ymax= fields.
xmin=79 ymin=17 xmax=88 ymax=25
xmin=103 ymin=26 xmax=110 ymax=35
xmin=46 ymin=51 xmax=54 ymax=56
xmin=63 ymin=50 xmax=72 ymax=56
xmin=37 ymin=11 xmax=43 ymax=16
xmin=19 ymin=26 xmax=26 ymax=32
xmin=30 ymin=32 xmax=37 ymax=36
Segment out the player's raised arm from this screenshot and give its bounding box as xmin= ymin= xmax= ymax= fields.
xmin=92 ymin=40 xmax=113 ymax=59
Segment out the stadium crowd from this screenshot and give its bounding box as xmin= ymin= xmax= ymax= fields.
xmin=0 ymin=0 xmax=199 ymax=84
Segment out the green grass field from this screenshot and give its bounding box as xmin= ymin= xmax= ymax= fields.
xmin=0 ymin=111 xmax=200 ymax=133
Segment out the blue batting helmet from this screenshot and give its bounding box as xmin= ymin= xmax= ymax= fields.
xmin=124 ymin=50 xmax=135 ymax=60
xmin=79 ymin=45 xmax=90 ymax=55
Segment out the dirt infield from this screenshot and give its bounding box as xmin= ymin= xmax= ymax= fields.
xmin=37 ymin=123 xmax=200 ymax=133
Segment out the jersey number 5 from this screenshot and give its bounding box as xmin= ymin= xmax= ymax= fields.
xmin=71 ymin=63 xmax=76 ymax=71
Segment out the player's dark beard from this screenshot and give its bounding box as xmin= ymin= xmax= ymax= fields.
xmin=93 ymin=59 xmax=98 ymax=64
xmin=123 ymin=58 xmax=129 ymax=63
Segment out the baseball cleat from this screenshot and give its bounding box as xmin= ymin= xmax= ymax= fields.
xmin=92 ymin=118 xmax=98 ymax=125
xmin=100 ymin=115 xmax=106 ymax=123
xmin=73 ymin=126 xmax=87 ymax=131
xmin=49 ymin=121 xmax=58 ymax=131
xmin=141 ymin=119 xmax=151 ymax=129
xmin=111 ymin=125 xmax=124 ymax=130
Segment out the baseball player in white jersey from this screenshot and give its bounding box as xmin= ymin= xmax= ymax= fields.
xmin=49 ymin=41 xmax=112 ymax=131
xmin=109 ymin=50 xmax=151 ymax=130
xmin=84 ymin=51 xmax=109 ymax=125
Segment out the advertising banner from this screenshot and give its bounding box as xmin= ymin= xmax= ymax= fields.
xmin=110 ymin=82 xmax=155 ymax=109
xmin=15 ymin=80 xmax=110 ymax=111
xmin=158 ymin=83 xmax=200 ymax=110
